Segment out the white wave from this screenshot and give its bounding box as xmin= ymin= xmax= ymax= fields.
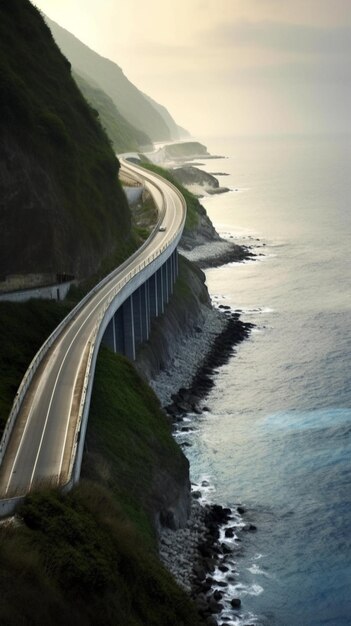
xmin=220 ymin=611 xmax=259 ymax=626
xmin=235 ymin=306 xmax=275 ymax=316
xmin=248 ymin=564 xmax=273 ymax=578
xmin=185 ymin=183 xmax=211 ymax=197
xmin=228 ymin=582 xmax=264 ymax=596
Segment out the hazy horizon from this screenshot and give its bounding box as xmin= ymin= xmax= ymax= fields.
xmin=33 ymin=0 xmax=351 ymax=138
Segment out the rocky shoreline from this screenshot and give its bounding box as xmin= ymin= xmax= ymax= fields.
xmin=159 ymin=497 xmax=257 ymax=626
xmin=150 ymin=147 xmax=258 ymax=625
xmin=180 ymin=239 xmax=254 ymax=269
xmin=153 ymin=306 xmax=254 ymax=626
xmin=165 ymin=311 xmax=253 ymax=419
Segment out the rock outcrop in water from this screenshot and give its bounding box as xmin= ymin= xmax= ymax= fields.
xmin=171 ymin=165 xmax=229 ymax=196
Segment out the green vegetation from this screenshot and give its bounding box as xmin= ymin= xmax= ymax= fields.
xmin=130 ymin=195 xmax=158 ymax=243
xmin=139 ymin=162 xmax=200 ymax=232
xmin=74 ymin=73 xmax=152 ymax=152
xmin=0 ymin=484 xmax=202 ymax=625
xmin=0 ymin=0 xmax=134 ymax=280
xmin=0 ymin=296 xmax=201 ymax=624
xmin=0 ymin=299 xmax=73 ymax=435
xmin=83 ymin=348 xmax=189 ymax=539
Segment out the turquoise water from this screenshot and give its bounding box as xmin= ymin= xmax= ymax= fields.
xmin=186 ymin=135 xmax=351 ymax=624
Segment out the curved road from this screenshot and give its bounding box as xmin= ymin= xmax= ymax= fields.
xmin=0 ymin=160 xmax=186 ymax=499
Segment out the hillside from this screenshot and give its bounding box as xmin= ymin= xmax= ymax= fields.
xmin=0 ymin=0 xmax=134 ymax=287
xmin=45 ymin=16 xmax=180 ymax=142
xmin=74 ymin=72 xmax=152 ymax=153
xmin=0 ymin=2 xmax=211 ymax=624
xmin=0 ymin=260 xmax=207 ymax=625
xmin=139 ymin=161 xmax=219 ymax=242
xmin=143 ymin=92 xmax=189 ymax=140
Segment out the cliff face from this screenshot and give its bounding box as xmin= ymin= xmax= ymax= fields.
xmin=138 ymin=161 xmax=221 ymax=251
xmin=180 ymin=201 xmax=221 ymax=250
xmin=74 ymin=73 xmax=152 ymax=153
xmin=0 ymin=0 xmax=132 ymax=284
xmin=171 ymin=165 xmax=229 ymax=196
xmin=142 ymin=92 xmax=189 ymax=140
xmin=46 ymin=16 xmax=180 ymax=142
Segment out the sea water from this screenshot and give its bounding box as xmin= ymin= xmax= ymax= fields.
xmin=185 ymin=134 xmax=351 ymax=625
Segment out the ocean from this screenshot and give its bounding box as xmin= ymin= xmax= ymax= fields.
xmin=184 ymin=134 xmax=351 ymax=625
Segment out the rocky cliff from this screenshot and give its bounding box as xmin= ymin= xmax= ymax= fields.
xmin=170 ymin=165 xmax=229 ymax=196
xmin=0 ymin=0 xmax=133 ymax=285
xmin=74 ymin=72 xmax=152 ymax=152
xmin=46 ymin=16 xmax=180 ymax=142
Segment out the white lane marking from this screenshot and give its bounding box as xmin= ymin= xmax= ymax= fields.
xmin=27 ymin=277 xmax=126 ymax=489
xmin=4 ymin=330 xmax=83 ymax=493
xmin=6 ymin=275 xmax=126 ymax=492
xmin=26 ymin=194 xmax=178 ymax=486
xmin=4 ymin=398 xmax=36 ymax=494
xmin=56 ymin=346 xmax=86 ymax=482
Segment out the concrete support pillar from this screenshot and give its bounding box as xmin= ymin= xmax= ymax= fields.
xmin=122 ymin=296 xmax=136 ymax=360
xmin=162 ymin=262 xmax=169 ymax=305
xmin=114 ymin=307 xmax=125 ymax=354
xmin=175 ymin=249 xmax=179 ymax=279
xmin=102 ymin=317 xmax=116 ymax=352
xmin=167 ymin=256 xmax=173 ymax=298
xmin=145 ymin=280 xmax=151 ymax=337
xmin=139 ymin=282 xmax=150 ymax=342
xmin=149 ymin=273 xmax=158 ymax=319
xmin=173 ymin=250 xmax=178 ymax=283
xmin=169 ymin=253 xmax=174 ymax=290
xmin=156 ymin=267 xmax=164 ymax=315
xmin=132 ymin=290 xmax=142 ymax=347
xmin=103 ymin=250 xmax=181 ymax=360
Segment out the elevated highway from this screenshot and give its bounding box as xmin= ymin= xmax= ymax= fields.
xmin=0 ymin=160 xmax=186 ymax=515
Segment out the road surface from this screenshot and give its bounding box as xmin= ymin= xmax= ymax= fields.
xmin=0 ymin=160 xmax=186 ymax=498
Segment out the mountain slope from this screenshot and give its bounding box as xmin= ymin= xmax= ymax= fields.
xmin=45 ymin=16 xmax=179 ymax=142
xmin=143 ymin=92 xmax=189 ymax=140
xmin=74 ymin=72 xmax=152 ymax=152
xmin=0 ymin=0 xmax=133 ymax=286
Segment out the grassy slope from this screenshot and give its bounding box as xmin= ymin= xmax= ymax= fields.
xmin=74 ymin=72 xmax=152 ymax=152
xmin=0 ymin=484 xmax=202 ymax=626
xmin=139 ymin=162 xmax=201 ymax=232
xmin=0 ymin=0 xmax=133 ymax=279
xmin=0 ymin=299 xmax=73 ymax=434
xmin=83 ymin=348 xmax=189 ymax=538
xmin=0 ymin=300 xmax=202 ymax=625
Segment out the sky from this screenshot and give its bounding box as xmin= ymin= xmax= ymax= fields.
xmin=33 ymin=0 xmax=351 ymax=138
